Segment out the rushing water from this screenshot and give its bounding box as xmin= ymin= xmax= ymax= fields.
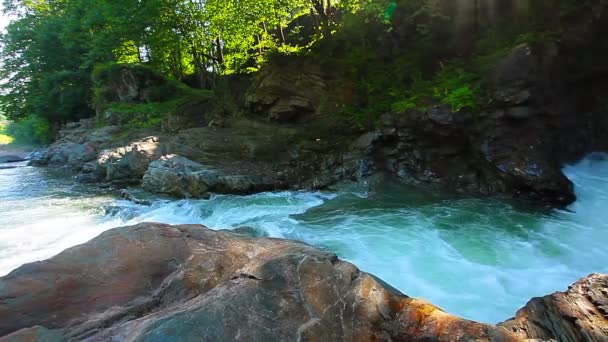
xmin=1 ymin=154 xmax=608 ymax=324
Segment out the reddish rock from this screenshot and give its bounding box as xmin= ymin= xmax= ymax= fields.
xmin=0 ymin=223 xmax=605 ymax=341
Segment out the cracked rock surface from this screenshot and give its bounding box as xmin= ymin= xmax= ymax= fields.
xmin=0 ymin=223 xmax=606 ymax=341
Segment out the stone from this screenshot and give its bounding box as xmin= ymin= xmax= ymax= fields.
xmin=505 ymin=106 xmax=537 ymax=120
xmin=142 ymin=155 xmax=278 ymax=197
xmin=27 ymin=149 xmax=49 ymax=166
xmin=142 ymin=155 xmax=210 ymax=197
xmin=97 ymin=136 xmax=165 ymax=183
xmin=351 ymin=131 xmax=380 ymax=151
xmin=46 ymin=143 xmax=97 ymax=171
xmin=492 ymin=44 xmax=537 ymax=106
xmin=500 ymin=273 xmax=608 ymax=341
xmin=0 ymin=223 xmax=518 ymax=341
xmin=246 ymin=58 xmax=327 ymax=122
xmin=1 ymin=223 xmax=606 ymax=341
xmin=428 ymin=105 xmax=458 ymax=125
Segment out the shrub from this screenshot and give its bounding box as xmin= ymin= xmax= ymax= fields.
xmin=6 ymin=116 xmax=51 ymax=145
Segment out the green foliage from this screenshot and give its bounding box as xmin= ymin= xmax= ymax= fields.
xmin=431 ymin=66 xmax=479 ymax=112
xmin=6 ymin=116 xmax=51 ymax=145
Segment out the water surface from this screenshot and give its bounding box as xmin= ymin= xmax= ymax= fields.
xmin=1 ymin=154 xmax=607 ymax=323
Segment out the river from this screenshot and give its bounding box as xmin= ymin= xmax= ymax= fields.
xmin=1 ymin=153 xmax=607 ymax=324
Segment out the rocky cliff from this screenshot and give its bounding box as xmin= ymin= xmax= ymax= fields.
xmin=0 ymin=223 xmax=606 ymax=341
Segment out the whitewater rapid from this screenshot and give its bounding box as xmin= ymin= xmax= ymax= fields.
xmin=1 ymin=154 xmax=607 ymax=323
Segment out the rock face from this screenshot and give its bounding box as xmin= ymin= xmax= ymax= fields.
xmin=1 ymin=223 xmax=606 ymax=341
xmin=246 ymin=56 xmax=328 ymax=122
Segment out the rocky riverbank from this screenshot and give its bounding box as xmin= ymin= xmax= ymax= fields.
xmin=0 ymin=223 xmax=606 ymax=341
xmin=29 ymin=33 xmax=608 ymax=207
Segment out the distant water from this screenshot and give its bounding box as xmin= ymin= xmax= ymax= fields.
xmin=1 ymin=154 xmax=608 ymax=323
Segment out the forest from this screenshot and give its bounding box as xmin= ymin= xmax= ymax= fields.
xmin=0 ymin=0 xmax=393 ymax=142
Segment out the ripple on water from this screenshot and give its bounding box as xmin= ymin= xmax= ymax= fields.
xmin=1 ymin=155 xmax=608 ymax=323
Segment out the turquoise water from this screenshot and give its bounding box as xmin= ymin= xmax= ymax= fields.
xmin=1 ymin=154 xmax=607 ymax=323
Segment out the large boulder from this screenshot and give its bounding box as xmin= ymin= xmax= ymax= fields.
xmin=1 ymin=223 xmax=606 ymax=341
xmin=141 ymin=154 xmax=211 ymax=197
xmin=142 ymin=155 xmax=279 ymax=197
xmin=95 ymin=136 xmax=166 ymax=183
xmin=0 ymin=223 xmax=517 ymax=341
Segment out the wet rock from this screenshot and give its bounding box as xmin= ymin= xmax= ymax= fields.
xmin=117 ymin=189 xmax=152 ymax=206
xmin=0 ymin=223 xmax=519 ymax=341
xmin=27 ymin=149 xmax=49 ymax=166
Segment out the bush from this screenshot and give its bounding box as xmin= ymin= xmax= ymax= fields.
xmin=6 ymin=116 xmax=51 ymax=145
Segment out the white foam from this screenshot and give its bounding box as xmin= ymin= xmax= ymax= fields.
xmin=1 ymin=155 xmax=608 ymax=323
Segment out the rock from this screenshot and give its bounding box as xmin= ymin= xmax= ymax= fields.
xmin=428 ymin=105 xmax=459 ymax=125
xmin=500 ymin=273 xmax=608 ymax=341
xmin=0 ymin=155 xmax=25 ymax=164
xmin=117 ymin=189 xmax=152 ymax=206
xmin=30 ymin=122 xmax=121 ymax=171
xmin=229 ymin=226 xmax=269 ymax=237
xmin=97 ymin=136 xmax=165 ymax=183
xmin=492 ymin=44 xmax=538 ymax=106
xmin=0 ymin=326 xmax=63 ymax=342
xmin=142 ymin=155 xmax=278 ymax=197
xmin=142 ymin=154 xmax=210 ymax=197
xmin=0 ymin=223 xmax=519 ymax=341
xmin=1 ymin=223 xmax=606 ymax=341
xmin=505 ymin=106 xmax=537 ymax=120
xmin=46 ymin=142 xmax=97 ymax=171
xmin=351 ymin=131 xmax=380 ymax=151
xmin=27 ymin=149 xmax=49 ymax=166
xmin=246 ymin=57 xmax=327 ymax=122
